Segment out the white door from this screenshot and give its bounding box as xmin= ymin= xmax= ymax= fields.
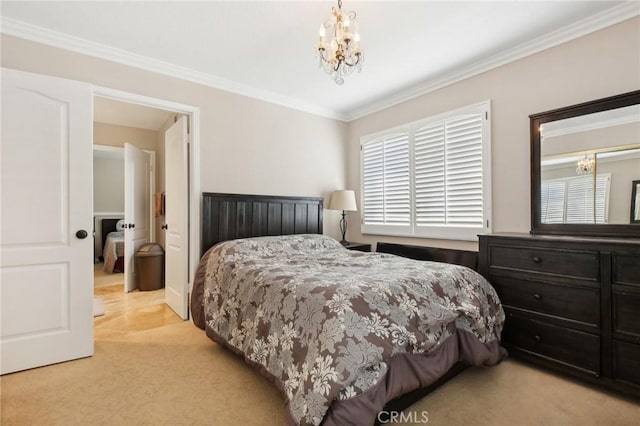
xmin=164 ymin=116 xmax=189 ymax=319
xmin=0 ymin=68 xmax=93 ymax=374
xmin=124 ymin=143 xmax=151 ymax=293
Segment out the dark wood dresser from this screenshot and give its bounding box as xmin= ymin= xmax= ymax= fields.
xmin=479 ymin=233 xmax=640 ymax=398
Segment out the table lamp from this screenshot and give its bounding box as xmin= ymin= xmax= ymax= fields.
xmin=329 ymin=190 xmax=358 ymax=245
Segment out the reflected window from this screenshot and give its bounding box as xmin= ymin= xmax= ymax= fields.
xmin=541 ymin=174 xmax=610 ymax=224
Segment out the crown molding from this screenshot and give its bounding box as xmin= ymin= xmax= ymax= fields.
xmin=345 ymin=2 xmax=640 ymax=121
xmin=0 ymin=16 xmax=347 ymax=121
xmin=2 ymin=2 xmax=637 ymax=124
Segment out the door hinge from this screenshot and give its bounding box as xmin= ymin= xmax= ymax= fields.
xmin=485 ymin=112 xmax=488 ymax=120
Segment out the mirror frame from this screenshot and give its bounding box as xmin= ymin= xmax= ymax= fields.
xmin=530 ymin=90 xmax=640 ymax=238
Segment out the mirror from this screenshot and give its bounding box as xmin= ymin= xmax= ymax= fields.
xmin=530 ymin=90 xmax=640 ymax=238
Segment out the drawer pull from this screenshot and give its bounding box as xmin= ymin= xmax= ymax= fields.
xmin=533 ymin=256 xmax=542 ymax=263
xmin=534 ymin=335 xmax=541 ymax=342
xmin=533 ymin=293 xmax=542 ymax=300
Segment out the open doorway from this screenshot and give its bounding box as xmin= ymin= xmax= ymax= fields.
xmin=91 ymin=93 xmax=194 ymax=331
xmin=92 ymin=143 xmax=157 ymax=292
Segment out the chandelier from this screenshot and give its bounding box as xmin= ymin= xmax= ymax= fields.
xmin=316 ymin=0 xmax=363 ymax=85
xmin=576 ymin=154 xmax=595 ymax=175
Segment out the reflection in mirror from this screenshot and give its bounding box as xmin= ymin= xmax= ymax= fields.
xmin=632 ymin=180 xmax=640 ymax=224
xmin=539 ymin=105 xmax=640 ymax=225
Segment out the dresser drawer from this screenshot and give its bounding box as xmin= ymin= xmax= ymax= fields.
xmin=614 ymin=340 xmax=640 ymax=388
xmin=613 ymin=253 xmax=640 ymax=287
xmin=493 ymin=276 xmax=599 ymax=326
xmin=489 ymin=245 xmax=598 ymax=279
xmin=502 ymin=311 xmax=600 ymax=374
xmin=613 ymin=291 xmax=640 ymax=340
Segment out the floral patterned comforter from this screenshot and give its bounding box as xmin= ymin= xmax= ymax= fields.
xmin=200 ymin=234 xmax=504 ymax=425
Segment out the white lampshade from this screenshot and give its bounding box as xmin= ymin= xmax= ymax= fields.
xmin=329 ymin=190 xmax=357 ymax=211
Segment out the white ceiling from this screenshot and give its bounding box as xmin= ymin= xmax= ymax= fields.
xmin=2 ymin=1 xmax=637 ymax=121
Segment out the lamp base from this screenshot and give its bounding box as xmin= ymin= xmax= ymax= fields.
xmin=339 ymin=211 xmax=349 ymax=247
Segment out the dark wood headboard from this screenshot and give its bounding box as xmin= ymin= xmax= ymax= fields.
xmin=201 ymin=193 xmax=324 ymax=256
xmin=101 ymin=218 xmax=121 ymax=253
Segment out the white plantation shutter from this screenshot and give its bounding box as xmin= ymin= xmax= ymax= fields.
xmin=362 ymin=140 xmax=384 ymax=224
xmin=360 ymin=101 xmax=491 ymax=240
xmin=415 ymin=122 xmax=445 ymax=225
xmin=541 ymin=180 xmax=566 ymax=224
xmin=362 ymin=132 xmax=410 ymax=226
xmin=594 ymin=174 xmax=609 ymax=224
xmin=414 ymin=114 xmax=483 ymax=227
xmin=444 ymin=114 xmax=483 ymax=226
xmin=566 ymin=177 xmax=593 ymax=223
xmin=566 ymin=174 xmax=610 ymax=224
xmin=541 ymin=174 xmax=610 ymax=224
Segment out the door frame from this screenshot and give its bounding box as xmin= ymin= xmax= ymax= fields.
xmin=93 ymin=86 xmax=201 ymax=312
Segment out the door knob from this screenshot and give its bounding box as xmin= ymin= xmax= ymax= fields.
xmin=76 ymin=230 xmax=88 ymax=239
xmin=161 ymin=224 xmax=168 ymax=230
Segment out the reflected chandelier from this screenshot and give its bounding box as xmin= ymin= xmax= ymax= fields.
xmin=316 ymin=0 xmax=363 ymax=85
xmin=576 ymin=154 xmax=595 ymax=175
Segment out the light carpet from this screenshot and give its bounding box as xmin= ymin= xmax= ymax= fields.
xmin=1 ymin=321 xmax=638 ymax=426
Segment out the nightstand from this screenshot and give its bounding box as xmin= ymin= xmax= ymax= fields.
xmin=343 ymin=242 xmax=371 ymax=252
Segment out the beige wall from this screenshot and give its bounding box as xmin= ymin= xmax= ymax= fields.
xmin=347 ymin=17 xmax=640 ymax=251
xmin=93 ymin=157 xmax=124 ymax=212
xmin=1 ymin=34 xmax=347 ymax=242
xmin=94 ymin=122 xmax=159 ymax=151
xmin=94 ymin=121 xmax=162 ymax=211
xmin=3 ymin=18 xmax=638 ymax=252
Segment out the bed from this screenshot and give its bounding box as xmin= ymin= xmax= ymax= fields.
xmin=191 ymin=193 xmax=506 ymax=426
xmin=102 ymin=218 xmax=125 ymax=273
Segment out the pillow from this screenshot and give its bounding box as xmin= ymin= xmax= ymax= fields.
xmin=115 ymin=219 xmax=125 ymax=231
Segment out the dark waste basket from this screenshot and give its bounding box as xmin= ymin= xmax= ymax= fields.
xmin=135 ymin=243 xmax=164 ymax=291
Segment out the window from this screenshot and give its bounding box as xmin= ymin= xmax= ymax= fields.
xmin=541 ymin=174 xmax=610 ymax=224
xmin=360 ymin=101 xmax=491 ymax=241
